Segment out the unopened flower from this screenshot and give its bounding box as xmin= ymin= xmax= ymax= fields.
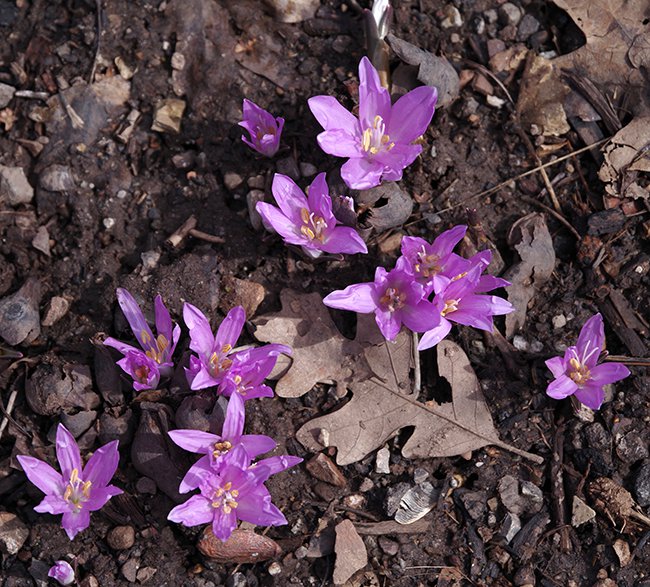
xmin=418 ymin=264 xmax=514 ymax=351
xmin=256 ymin=173 xmax=368 ymax=258
xmin=168 ymin=446 xmax=294 ymax=542
xmin=323 ymin=259 xmax=440 ymax=341
xmin=239 ymin=99 xmax=284 ymax=157
xmin=48 ymin=561 xmax=75 ymax=585
xmin=104 ymin=288 xmax=180 ymax=391
xmin=400 ymin=225 xmax=468 ymax=294
xmin=184 ymin=304 xmax=246 ymax=390
xmin=308 ymin=57 xmax=437 ymax=190
xmin=169 ymin=392 xmax=276 ymax=493
xmin=17 ymin=425 xmax=122 ymax=540
xmin=545 ymin=313 xmax=630 ymax=410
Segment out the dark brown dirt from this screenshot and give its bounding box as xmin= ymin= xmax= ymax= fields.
xmin=1 ymin=0 xmax=649 ymax=586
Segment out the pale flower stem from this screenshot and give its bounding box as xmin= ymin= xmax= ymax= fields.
xmin=412 ymin=331 xmax=421 ymax=394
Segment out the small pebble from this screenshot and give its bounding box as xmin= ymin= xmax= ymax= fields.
xmin=108 ymin=525 xmax=136 ymax=550
xmin=552 ymin=314 xmax=567 ymax=329
xmin=247 ymin=174 xmax=265 ymax=189
xmin=440 ymin=4 xmax=463 ymax=28
xmin=267 ymin=562 xmax=282 ymax=576
xmin=224 ymin=171 xmax=244 ymax=191
xmin=512 ymin=335 xmax=529 ymax=351
xmin=299 ymin=162 xmax=318 ymax=177
xmin=375 ymin=447 xmax=390 ymax=474
xmin=498 ymin=2 xmax=522 ymax=26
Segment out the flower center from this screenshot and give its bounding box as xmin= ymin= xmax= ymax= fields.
xmin=212 ymin=440 xmax=233 ymax=458
xmin=208 ymin=344 xmax=233 ymax=378
xmin=134 ymin=363 xmax=150 ymax=384
xmin=568 ymin=357 xmax=591 ymax=385
xmin=299 ymin=208 xmax=328 ymax=241
xmin=256 ymin=126 xmax=277 ymax=141
xmin=63 ymin=468 xmax=92 ymax=511
xmin=379 ymin=287 xmax=406 ymax=312
xmin=143 ymin=332 xmax=170 ymax=364
xmin=211 ymin=481 xmax=240 ymax=514
xmin=414 ymin=246 xmax=441 ymax=278
xmin=361 ymin=115 xmax=395 ymax=156
xmin=441 ymin=299 xmax=460 ymax=317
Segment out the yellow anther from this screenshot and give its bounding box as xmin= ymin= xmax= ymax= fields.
xmin=224 ymin=482 xmax=232 ymax=491
xmin=362 ymin=128 xmax=372 ymax=152
xmin=373 ymin=115 xmax=382 ymax=128
xmin=300 ymin=208 xmax=310 ymax=224
xmin=63 ymin=486 xmax=72 ymax=502
xmin=441 ymin=299 xmax=460 ymax=317
xmin=82 ymin=481 xmax=92 ymax=497
xmin=223 ymin=505 xmax=232 ymax=514
xmin=212 ymin=500 xmax=221 ymax=508
xmin=231 ymin=490 xmax=239 ymax=498
xmin=234 ymin=375 xmax=242 ymax=385
xmin=301 ymin=225 xmax=316 ymax=240
xmin=70 ymin=468 xmax=79 ymax=484
xmin=221 ymin=344 xmax=232 ymax=354
xmin=156 ymin=334 xmax=169 ymax=354
xmin=140 ymin=330 xmax=152 ymax=344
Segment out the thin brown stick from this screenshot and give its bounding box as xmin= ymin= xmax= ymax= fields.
xmin=409 ymin=139 xmax=610 ymax=221
xmin=188 ymin=229 xmax=226 ymax=245
xmin=520 ymin=196 xmax=581 ymax=240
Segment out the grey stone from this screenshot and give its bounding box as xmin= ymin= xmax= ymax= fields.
xmin=0 ymin=82 xmax=15 ymax=108
xmin=247 ymin=190 xmax=265 ymax=231
xmin=499 ymin=512 xmax=521 ymax=543
xmin=121 ymin=559 xmax=139 ymax=583
xmin=39 ymin=164 xmax=76 ymax=192
xmin=498 ymin=2 xmax=522 ymax=26
xmin=28 ymin=559 xmax=50 ymax=587
xmin=223 ymin=171 xmax=244 ymax=191
xmin=413 ymin=468 xmax=429 ymax=485
xmin=61 ymin=410 xmax=97 ymax=437
xmin=517 ymin=14 xmax=541 ymax=41
xmin=498 ymin=475 xmax=543 ymax=516
xmin=0 ymin=512 xmax=29 ymax=555
xmin=0 ymin=165 xmax=33 ymax=205
xmin=375 ymin=447 xmax=391 ymax=474
xmin=299 ymin=162 xmax=318 ymax=177
xmin=459 ymin=490 xmax=488 ymax=521
xmin=378 ymin=536 xmax=399 ymax=556
xmin=632 ymin=462 xmax=650 ymax=506
xmin=616 ymin=432 xmax=649 ymax=464
xmin=226 ymin=572 xmax=247 ymax=587
xmin=275 ymin=156 xmax=300 ymax=180
xmin=384 ymin=482 xmax=411 ymax=517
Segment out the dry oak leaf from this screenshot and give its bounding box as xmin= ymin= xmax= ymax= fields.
xmin=297 ymin=339 xmax=542 ymax=466
xmin=252 ymin=289 xmax=377 ymax=398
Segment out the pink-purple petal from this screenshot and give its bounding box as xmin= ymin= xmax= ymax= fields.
xmin=589 ymin=362 xmax=631 ymax=386
xmin=271 ymin=174 xmax=308 ymax=224
xmin=61 ymin=509 xmax=90 ymax=540
xmin=545 ymin=356 xmax=567 ymax=379
xmin=34 ymin=495 xmax=69 ymax=515
xmin=116 ymin=288 xmax=155 ymax=350
xmin=56 ymin=424 xmax=82 ymax=480
xmin=308 ymin=95 xmax=359 ymax=131
xmin=168 ymin=430 xmax=218 ymax=454
xmin=83 ymin=440 xmax=119 ymax=487
xmin=256 ymin=202 xmax=308 ymax=246
xmin=168 ymin=495 xmax=214 ymax=527
xmin=358 ymin=57 xmax=391 ymax=127
xmin=387 ymin=85 xmax=437 ymax=143
xmin=546 ymin=374 xmax=578 ymax=400
xmin=216 ymin=306 xmax=246 ymax=350
xmin=323 ymin=283 xmax=377 ymax=313
xmin=222 ymin=392 xmax=246 ymax=440
xmin=183 ymin=303 xmax=215 ymax=357
xmin=320 ymin=227 xmax=368 ymax=255
xmin=341 ymin=157 xmax=384 ymax=190
xmin=316 ymin=129 xmax=363 ymax=158
xmin=418 ymin=319 xmax=452 ymax=350
xmin=16 ymin=456 xmax=64 ymax=496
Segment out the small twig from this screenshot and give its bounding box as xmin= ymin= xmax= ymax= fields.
xmin=166 ymin=215 xmax=197 ymax=247
xmin=409 ymin=139 xmax=610 ymax=221
xmin=188 ymin=229 xmax=226 ymax=245
xmin=14 ymin=90 xmax=50 ymax=100
xmin=520 ymin=196 xmax=581 ymax=240
xmin=462 ymin=59 xmax=514 ymax=105
xmin=603 ymin=355 xmax=650 ymax=367
xmin=0 ymin=388 xmax=18 ymax=440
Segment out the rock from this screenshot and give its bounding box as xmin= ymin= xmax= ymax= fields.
xmin=0 ymin=512 xmax=29 ymax=555
xmin=616 ymin=432 xmax=649 ymax=463
xmin=136 ymin=476 xmax=157 ymax=494
xmin=375 ymin=446 xmax=390 ymax=474
xmin=174 ymin=395 xmax=226 ymax=434
xmin=225 ymin=571 xmax=247 ymax=587
xmin=26 ymin=361 xmax=99 ymax=417
xmin=0 ymin=83 xmax=15 ymax=108
xmin=487 ymin=38 xmax=506 ymax=58
xmin=0 ymin=165 xmax=33 ymax=205
xmin=27 ymin=559 xmax=50 ymax=587
xmin=333 ymin=520 xmax=367 ymax=585
xmin=267 ymin=562 xmax=282 ymax=576
xmin=552 ymin=314 xmax=567 ymax=329
xmin=512 ymin=335 xmax=529 ymax=351
xmin=517 ymin=14 xmax=540 ymax=42
xmin=246 ymin=190 xmax=265 ymax=231
xmin=136 ymin=567 xmax=157 ymax=583
xmin=247 ymin=174 xmax=265 ymax=189
xmin=223 ymin=171 xmax=244 ymax=191
xmin=440 ymin=4 xmax=462 ymax=28
xmin=121 ymin=559 xmax=139 ymax=583
xmin=499 ymin=3 xmax=522 ymax=26
xmin=275 ymin=156 xmax=300 ymax=180
xmin=499 ymin=512 xmax=521 ymax=543
xmin=571 ymin=496 xmax=596 ymax=527
xmin=171 ymin=151 xmax=195 ymax=169
xmin=198 ymin=527 xmax=281 ymax=563
xmin=632 ymin=462 xmax=650 ymax=506
xmin=459 ymin=490 xmax=488 ymax=521
xmin=107 ymin=525 xmax=136 ymax=550
xmin=219 ymin=276 xmax=265 ymax=318
xmin=395 ymin=482 xmax=439 ymax=524
xmin=0 ymin=278 xmax=41 ymax=345
xmin=151 ymin=99 xmax=186 ymax=134
xmin=413 ymin=468 xmax=429 ymax=485
xmin=498 ymin=475 xmax=543 ymax=516
xmin=306 ymin=453 xmax=347 ymax=487
xmin=98 ymin=409 xmax=135 ymax=446
xmin=42 ymin=296 xmax=70 ymax=327
xmin=299 ymin=162 xmax=317 ymax=177
xmin=61 ymin=410 xmax=97 ymax=437
xmin=264 ymin=0 xmax=320 ymax=23
xmin=472 ymin=73 xmax=494 ymax=96
xmin=378 ymin=536 xmax=399 ymax=556
xmin=613 ymin=538 xmax=631 ymax=567
xmin=39 ymin=164 xmax=75 ymax=192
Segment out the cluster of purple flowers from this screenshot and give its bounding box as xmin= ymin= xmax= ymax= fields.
xmin=324 ymin=225 xmax=515 ymax=348
xmin=18 ymin=290 xmax=299 ymax=546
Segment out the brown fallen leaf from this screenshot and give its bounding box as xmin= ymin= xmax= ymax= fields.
xmin=357 ymin=181 xmax=414 ymax=233
xmin=503 ymin=213 xmax=556 ymax=337
xmin=252 ymin=289 xmax=377 ymax=398
xmin=333 ymin=520 xmax=368 ymax=585
xmin=197 ymin=527 xmax=281 ymax=563
xmin=297 ymin=339 xmax=542 ymax=465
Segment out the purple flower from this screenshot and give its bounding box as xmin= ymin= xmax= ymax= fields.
xmin=168 ymin=446 xmax=292 ymax=542
xmin=239 ymin=99 xmax=284 ymax=157
xmin=169 ymin=392 xmax=277 ymax=493
xmin=418 ymin=264 xmax=514 ymax=351
xmin=16 ymin=425 xmax=122 ymax=540
xmin=104 ymin=288 xmax=180 ymax=391
xmin=48 ymin=561 xmax=75 ymax=585
xmin=400 ymin=225 xmax=468 ymax=294
xmin=323 ymin=259 xmax=440 ymax=341
xmin=219 ymin=345 xmax=290 ymax=401
xmin=308 ymin=57 xmax=437 ymax=190
xmin=256 ymin=173 xmax=368 ymax=258
xmin=184 ymin=304 xmax=246 ymax=390
xmin=545 ymin=313 xmax=630 ymax=410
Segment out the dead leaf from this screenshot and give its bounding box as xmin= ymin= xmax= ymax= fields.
xmin=333 ymin=520 xmax=368 ymax=585
xmin=598 ymin=116 xmax=650 ymax=199
xmin=503 ymin=213 xmax=556 ymax=337
xmin=386 ymin=34 xmax=460 ymax=108
xmin=297 ymin=339 xmax=542 ymax=465
xmin=252 ymin=290 xmax=376 ymax=398
xmin=357 ymin=181 xmax=414 ymax=233
xmin=518 ymin=0 xmax=650 ymax=139
xmin=197 ymin=527 xmax=282 ymax=563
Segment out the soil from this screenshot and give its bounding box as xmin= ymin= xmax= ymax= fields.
xmin=1 ymin=0 xmax=649 ymax=586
